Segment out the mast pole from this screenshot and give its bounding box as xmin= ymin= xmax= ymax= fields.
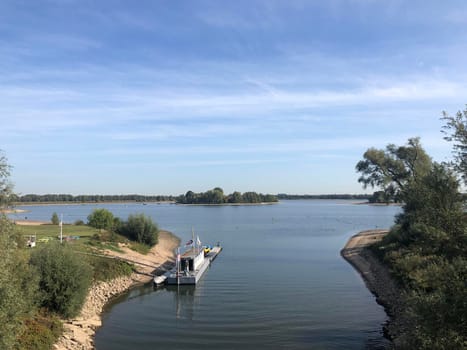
xmin=192 ymin=227 xmax=195 ymax=251
xmin=176 ymin=247 xmax=180 ymax=285
xmin=60 ymin=214 xmax=63 ymax=244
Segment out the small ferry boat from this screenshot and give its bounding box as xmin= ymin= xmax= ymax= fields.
xmin=154 ymin=234 xmax=222 ymax=286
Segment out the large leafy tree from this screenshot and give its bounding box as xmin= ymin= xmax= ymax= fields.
xmin=355 ymin=137 xmax=432 ymax=202
xmin=361 ymin=134 xmax=467 ymax=348
xmin=390 ymin=163 xmax=465 ymax=255
xmin=378 ymin=162 xmax=467 ymax=348
xmin=442 ymin=107 xmax=467 ymax=184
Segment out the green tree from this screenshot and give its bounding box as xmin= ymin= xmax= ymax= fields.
xmin=242 ymin=191 xmax=261 ymax=203
xmin=119 ymin=214 xmax=159 ymax=246
xmin=388 ymin=163 xmax=465 ymax=256
xmin=208 ymin=188 xmax=225 ymax=204
xmin=356 ymin=138 xmax=432 ymax=202
xmin=228 ymin=191 xmax=243 ymax=203
xmin=0 ymin=150 xmax=14 ymax=209
xmin=30 ymin=243 xmax=93 ymax=318
xmin=363 ymin=138 xmax=467 ymax=348
xmin=262 ymin=194 xmax=278 ymax=203
xmin=368 ymin=190 xmax=390 ymax=204
xmin=442 ymin=107 xmax=467 ymax=184
xmin=51 ymin=212 xmax=59 ymax=225
xmin=0 ymin=215 xmax=38 ymax=349
xmin=87 ymin=208 xmax=114 ymax=231
xmin=185 ymin=190 xmax=196 ymax=204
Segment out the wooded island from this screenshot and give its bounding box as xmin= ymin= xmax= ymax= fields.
xmin=176 ymin=187 xmax=278 ymax=204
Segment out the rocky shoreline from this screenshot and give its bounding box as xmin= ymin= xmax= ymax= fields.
xmin=341 ymin=230 xmax=405 ymax=347
xmin=54 ymin=275 xmax=138 ymax=350
xmin=53 ymin=230 xmax=180 ymax=350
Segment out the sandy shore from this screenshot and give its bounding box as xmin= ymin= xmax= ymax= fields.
xmin=0 ymin=208 xmax=28 ymax=214
xmin=54 ymin=230 xmax=180 ymax=350
xmin=341 ymin=229 xmax=404 ymax=346
xmin=14 ymin=220 xmax=49 ymax=225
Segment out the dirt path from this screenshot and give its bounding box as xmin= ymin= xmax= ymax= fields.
xmin=54 ymin=230 xmax=180 ymax=350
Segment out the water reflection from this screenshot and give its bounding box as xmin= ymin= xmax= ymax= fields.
xmin=164 ymin=285 xmax=198 ymax=320
xmin=105 ymin=282 xmax=202 ymax=322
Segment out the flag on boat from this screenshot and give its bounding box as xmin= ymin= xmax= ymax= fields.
xmin=185 ymin=239 xmax=193 ymax=246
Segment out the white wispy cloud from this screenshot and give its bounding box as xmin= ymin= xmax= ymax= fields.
xmin=1 ymin=74 xmax=465 ymax=140
xmin=2 ymin=0 xmax=466 ymax=194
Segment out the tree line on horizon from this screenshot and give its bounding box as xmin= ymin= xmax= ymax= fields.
xmin=12 ymin=193 xmax=376 ymax=204
xmin=12 ymin=193 xmax=177 ymax=203
xmin=176 ymin=187 xmax=278 ymax=204
xmin=355 ymin=107 xmax=467 ymax=348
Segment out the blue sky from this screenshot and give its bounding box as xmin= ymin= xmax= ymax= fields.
xmin=1 ymin=0 xmax=467 ymax=195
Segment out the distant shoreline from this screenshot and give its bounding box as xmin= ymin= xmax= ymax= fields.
xmin=10 ymin=200 xmax=175 ymax=207
xmin=175 ymin=202 xmax=278 ymax=206
xmin=6 ymin=199 xmax=402 ymax=209
xmin=10 ymin=200 xmax=279 ymax=207
xmin=353 ymin=201 xmax=402 ymax=206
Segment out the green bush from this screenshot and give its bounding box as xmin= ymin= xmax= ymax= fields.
xmin=0 ymin=216 xmax=38 ymax=350
xmin=87 ymin=256 xmax=134 ymax=282
xmin=51 ymin=212 xmax=59 ymax=225
xmin=16 ymin=311 xmax=62 ymax=350
xmin=30 ymin=243 xmax=93 ymax=318
xmin=119 ymin=213 xmax=159 ymax=247
xmin=399 ymin=257 xmax=467 ymax=349
xmin=87 ymin=208 xmax=114 ymax=231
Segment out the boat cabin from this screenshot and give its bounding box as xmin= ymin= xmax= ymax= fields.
xmin=180 ymin=247 xmax=205 ymax=272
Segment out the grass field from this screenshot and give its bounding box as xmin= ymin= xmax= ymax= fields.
xmin=17 ymin=224 xmax=99 ymax=249
xmin=16 ymin=224 xmax=149 ymax=255
xmin=17 ymin=224 xmax=98 ymax=237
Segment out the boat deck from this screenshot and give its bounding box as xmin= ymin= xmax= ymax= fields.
xmin=206 ymin=246 xmax=222 ymax=261
xmin=154 ymin=245 xmax=222 ymax=286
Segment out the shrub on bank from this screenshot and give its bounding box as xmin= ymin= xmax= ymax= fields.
xmin=30 ymin=243 xmax=93 ymax=318
xmin=16 ymin=311 xmax=62 ymax=350
xmin=87 ymin=208 xmax=114 ymax=231
xmin=0 ymin=215 xmax=38 ymax=350
xmin=118 ymin=213 xmax=159 ymax=247
xmin=87 ymin=256 xmax=134 ymax=282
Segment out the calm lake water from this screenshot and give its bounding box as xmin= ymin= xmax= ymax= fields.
xmin=13 ymin=200 xmax=400 ymax=349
